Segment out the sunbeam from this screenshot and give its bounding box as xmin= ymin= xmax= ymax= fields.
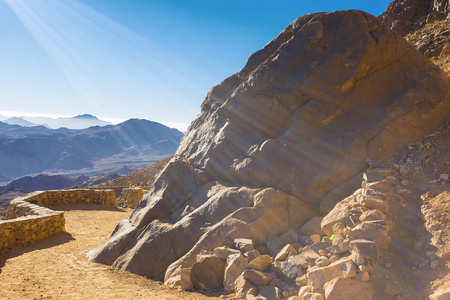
xmin=4 ymin=0 xmax=204 ymax=119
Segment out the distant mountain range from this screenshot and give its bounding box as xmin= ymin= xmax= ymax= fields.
xmin=0 ymin=118 xmax=184 ymax=183
xmin=0 ymin=174 xmax=89 ymax=195
xmin=0 ymin=114 xmax=112 ymax=129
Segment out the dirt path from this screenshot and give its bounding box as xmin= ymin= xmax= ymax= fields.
xmin=0 ymin=204 xmax=224 ymax=300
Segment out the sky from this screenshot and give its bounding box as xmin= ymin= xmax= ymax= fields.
xmin=0 ymin=0 xmax=392 ymax=131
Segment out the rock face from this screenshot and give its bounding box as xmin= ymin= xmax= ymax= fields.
xmin=380 ymin=0 xmax=449 ymax=34
xmin=88 ymin=9 xmax=450 ymax=285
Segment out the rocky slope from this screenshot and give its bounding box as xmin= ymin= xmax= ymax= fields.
xmin=87 ymin=9 xmax=449 ymax=294
xmin=0 ymin=119 xmax=183 ymax=180
xmin=380 ymin=0 xmax=450 ymax=76
xmin=96 ymin=156 xmax=174 ymax=187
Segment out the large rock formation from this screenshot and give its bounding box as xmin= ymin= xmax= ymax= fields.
xmin=87 ymin=10 xmax=449 ymax=287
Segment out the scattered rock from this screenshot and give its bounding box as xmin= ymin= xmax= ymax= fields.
xmin=214 ymin=246 xmax=242 ymax=261
xmin=235 ymin=275 xmax=256 ymax=299
xmin=324 ymin=277 xmax=375 ymax=300
xmin=258 ymin=285 xmax=281 ymax=300
xmin=190 ymin=254 xmax=225 ymax=290
xmin=341 ymin=261 xmax=356 ymax=278
xmin=350 ymin=240 xmax=379 ymax=261
xmin=271 ymin=261 xmax=303 ymax=284
xmin=243 ymin=269 xmax=276 ymax=286
xmin=245 ymin=249 xmax=261 ymax=262
xmin=275 ymin=244 xmax=298 ymax=261
xmin=302 ymin=292 xmax=324 ymax=300
xmin=249 ymin=255 xmax=272 ymax=271
xmin=315 ymin=256 xmax=329 ymax=268
xmin=224 ymin=253 xmax=248 ymax=291
xmin=307 ymin=256 xmax=353 ymax=288
xmin=235 ymin=238 xmax=255 ymax=252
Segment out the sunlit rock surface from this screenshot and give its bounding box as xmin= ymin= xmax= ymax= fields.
xmin=87 ymin=10 xmax=450 ymax=284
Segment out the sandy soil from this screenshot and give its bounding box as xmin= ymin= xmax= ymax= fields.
xmin=0 ymin=204 xmax=224 ymax=300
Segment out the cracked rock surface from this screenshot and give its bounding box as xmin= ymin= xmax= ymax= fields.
xmin=87 ymin=10 xmax=450 ymax=284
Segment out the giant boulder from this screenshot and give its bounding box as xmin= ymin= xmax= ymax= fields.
xmin=88 ymin=10 xmax=450 ymax=287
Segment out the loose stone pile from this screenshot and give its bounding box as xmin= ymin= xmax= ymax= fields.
xmin=180 ymin=180 xmax=396 ymax=299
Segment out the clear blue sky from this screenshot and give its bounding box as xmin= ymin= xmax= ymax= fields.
xmin=0 ymin=0 xmax=392 ymax=131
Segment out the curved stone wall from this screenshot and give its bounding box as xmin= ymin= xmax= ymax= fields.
xmin=0 ymin=189 xmax=116 ymax=250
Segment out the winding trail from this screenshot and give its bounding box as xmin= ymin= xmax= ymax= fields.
xmin=0 ymin=203 xmax=222 ymax=300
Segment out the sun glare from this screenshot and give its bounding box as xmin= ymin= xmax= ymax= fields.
xmin=4 ymin=0 xmax=203 ymax=118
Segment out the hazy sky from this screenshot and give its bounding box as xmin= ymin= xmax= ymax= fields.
xmin=0 ymin=0 xmax=392 ymax=131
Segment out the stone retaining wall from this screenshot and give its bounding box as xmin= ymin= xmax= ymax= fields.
xmin=118 ymin=187 xmax=145 ymax=209
xmin=0 ymin=189 xmax=116 ymax=250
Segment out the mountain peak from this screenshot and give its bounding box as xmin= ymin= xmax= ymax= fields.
xmin=4 ymin=117 xmax=39 ymax=127
xmin=72 ymin=114 xmax=99 ymax=120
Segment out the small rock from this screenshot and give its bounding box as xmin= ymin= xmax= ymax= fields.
xmin=357 ymin=263 xmax=373 ymax=273
xmin=307 ymin=256 xmax=353 ymax=288
xmin=214 ymin=246 xmax=242 ymax=261
xmin=357 ymin=195 xmax=389 ymax=213
xmin=296 ymin=274 xmax=308 ymax=286
xmin=349 ymin=239 xmax=379 ymax=260
xmin=324 ymin=277 xmax=375 ymax=300
xmin=247 ymin=287 xmax=258 ymax=296
xmin=302 ymin=292 xmax=324 ymax=300
xmin=243 ymin=269 xmax=276 ymax=286
xmin=359 ymin=209 xmax=386 ymax=222
xmin=328 ymin=239 xmax=350 ymax=254
xmin=245 ymin=249 xmax=261 ymax=262
xmin=357 ymin=272 xmax=370 ymax=281
xmin=288 ymin=250 xmax=320 ymax=268
xmin=258 ymin=286 xmax=281 ymax=300
xmin=401 ymin=179 xmax=409 ymax=186
xmin=275 ymin=244 xmax=298 ymax=261
xmin=329 ymin=255 xmax=339 ymax=264
xmin=271 ymin=261 xmax=303 ymax=284
xmin=399 ymin=165 xmax=408 ymax=175
xmin=310 ymin=234 xmax=321 ymax=243
xmin=440 ymin=174 xmax=449 ymax=181
xmin=234 ymin=275 xmax=256 ymax=299
xmin=318 ymin=249 xmax=329 ymax=256
xmin=235 ymin=238 xmax=255 ymax=252
xmin=269 ymin=278 xmax=281 ymax=286
xmin=332 ymin=223 xmax=345 ymax=235
xmin=298 ymin=285 xmax=312 ymax=298
xmin=341 ymin=261 xmax=356 ymax=278
xmin=190 ymin=254 xmax=225 ymax=290
xmin=249 ymin=255 xmax=272 ymax=271
xmin=315 ymin=256 xmax=329 ymax=268
xmin=180 ymin=268 xmax=193 ymax=291
xmin=224 ymin=253 xmax=249 ymax=291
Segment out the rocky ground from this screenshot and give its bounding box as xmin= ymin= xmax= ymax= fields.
xmin=405 ymin=19 xmax=450 ymax=77
xmin=0 ymin=204 xmax=223 ymax=300
xmin=390 ymin=118 xmax=450 ymax=299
